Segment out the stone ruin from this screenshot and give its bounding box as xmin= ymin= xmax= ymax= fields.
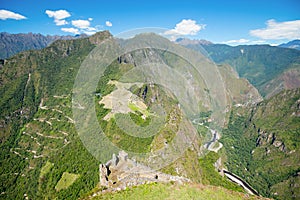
xmin=99 ymin=151 xmax=190 ymax=192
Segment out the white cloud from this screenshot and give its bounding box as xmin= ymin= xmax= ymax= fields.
xmin=72 ymin=19 xmax=90 ymax=29
xmin=85 ymin=27 xmax=96 ymax=31
xmin=61 ymin=28 xmax=79 ymax=34
xmin=45 ymin=11 xmax=98 ymax=35
xmin=250 ymin=19 xmax=300 ymax=40
xmin=252 ymin=40 xmax=267 ymax=44
xmin=270 ymin=43 xmax=280 ymax=46
xmin=45 ymin=10 xmax=70 ymax=20
xmin=45 ymin=10 xmax=71 ymax=26
xmin=222 ymin=39 xmax=268 ymax=46
xmin=0 ymin=9 xmax=26 ymax=20
xmin=62 ymin=19 xmax=99 ymax=35
xmin=165 ymin=19 xmax=205 ymax=36
xmin=224 ymin=38 xmax=250 ymax=44
xmin=55 ymin=19 xmax=68 ymax=26
xmin=83 ymin=30 xmax=97 ymax=35
xmin=105 ymin=21 xmax=112 ymax=27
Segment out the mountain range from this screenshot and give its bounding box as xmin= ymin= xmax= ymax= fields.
xmin=0 ymin=31 xmax=299 ymax=200
xmin=279 ymin=40 xmax=300 ymax=50
xmin=177 ymin=38 xmax=300 ymax=98
xmin=0 ymin=32 xmax=87 ymax=59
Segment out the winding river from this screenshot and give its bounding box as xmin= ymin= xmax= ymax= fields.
xmin=192 ymin=118 xmax=259 ymax=196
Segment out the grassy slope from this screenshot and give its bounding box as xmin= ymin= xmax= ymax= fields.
xmin=88 ymin=182 xmax=268 ymax=200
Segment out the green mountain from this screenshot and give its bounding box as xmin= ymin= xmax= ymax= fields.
xmin=220 ymin=88 xmax=300 ymax=199
xmin=0 ymin=32 xmax=87 ymax=59
xmin=0 ymin=32 xmax=299 ymax=200
xmin=0 ymin=31 xmax=110 ymax=199
xmin=179 ymin=42 xmax=300 ymax=98
xmin=279 ymin=40 xmax=300 ymax=51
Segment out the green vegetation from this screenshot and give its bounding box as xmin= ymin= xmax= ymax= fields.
xmin=103 ymin=117 xmax=154 ymax=152
xmin=55 ymin=172 xmax=80 ymax=191
xmin=0 ymin=32 xmax=78 ymax=59
xmin=197 ymin=44 xmax=300 ymax=97
xmin=94 ymin=52 xmax=187 ymax=154
xmin=90 ymin=182 xmax=265 ymax=200
xmin=1 ymin=31 xmax=299 ymax=200
xmin=40 ymin=161 xmax=54 ymax=178
xmin=220 ymin=88 xmax=300 ymax=199
xmin=128 ymin=102 xmax=150 ymax=117
xmin=0 ymin=31 xmax=111 ymax=200
xmin=128 ymin=112 xmax=151 ymax=127
xmin=199 ymin=152 xmax=244 ymax=192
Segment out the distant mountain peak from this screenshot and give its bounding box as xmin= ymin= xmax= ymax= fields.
xmin=0 ymin=32 xmax=89 ymax=59
xmin=175 ymin=37 xmax=213 ymax=45
xmin=279 ymin=39 xmax=300 ymax=50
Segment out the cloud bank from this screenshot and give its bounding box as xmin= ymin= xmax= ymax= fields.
xmin=224 ymin=38 xmax=250 ymax=44
xmin=222 ymin=38 xmax=266 ymax=46
xmin=61 ymin=27 xmax=80 ymax=34
xmin=72 ymin=19 xmax=90 ymax=29
xmin=250 ymin=19 xmax=300 ymax=40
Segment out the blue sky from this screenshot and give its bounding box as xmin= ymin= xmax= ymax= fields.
xmin=0 ymin=0 xmax=299 ymax=45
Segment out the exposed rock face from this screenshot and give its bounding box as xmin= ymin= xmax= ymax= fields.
xmin=256 ymin=129 xmax=285 ymax=152
xmin=88 ymin=31 xmax=111 ymax=45
xmin=99 ymin=151 xmax=190 ymax=192
xmin=99 ymin=164 xmax=109 ymax=187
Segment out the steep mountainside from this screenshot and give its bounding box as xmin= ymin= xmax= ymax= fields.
xmin=217 ymin=64 xmax=262 ymax=105
xmin=220 ymin=88 xmax=300 ymax=199
xmin=262 ymin=68 xmax=300 ymax=98
xmin=0 ymin=32 xmax=299 ymax=200
xmin=0 ymin=31 xmax=110 ymax=199
xmin=279 ymin=40 xmax=300 ymax=50
xmin=180 ymin=42 xmax=300 ymax=98
xmin=0 ymin=32 xmax=264 ymax=199
xmin=0 ymin=32 xmax=87 ymax=59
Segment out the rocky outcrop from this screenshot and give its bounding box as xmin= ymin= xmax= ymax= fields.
xmin=99 ymin=151 xmax=190 ymax=192
xmin=291 ymin=98 xmax=300 ymax=117
xmin=256 ymin=129 xmax=285 ymax=152
xmin=88 ymin=31 xmax=111 ymax=45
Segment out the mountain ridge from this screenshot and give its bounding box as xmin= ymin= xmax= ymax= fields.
xmin=0 ymin=31 xmax=299 ymax=200
xmin=179 ymin=41 xmax=300 ymax=98
xmin=0 ymin=32 xmax=88 ymax=59
xmin=279 ymin=39 xmax=300 ymax=50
